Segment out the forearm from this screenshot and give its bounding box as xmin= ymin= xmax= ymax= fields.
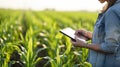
xmin=85 ymin=43 xmax=100 ymax=51
xmin=83 ymin=43 xmax=110 ymax=54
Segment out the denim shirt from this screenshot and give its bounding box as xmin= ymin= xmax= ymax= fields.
xmin=88 ymin=0 xmax=120 ymax=67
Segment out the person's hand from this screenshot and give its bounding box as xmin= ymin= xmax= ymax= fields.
xmin=71 ymin=36 xmax=87 ymax=48
xmin=75 ymin=29 xmax=92 ymax=40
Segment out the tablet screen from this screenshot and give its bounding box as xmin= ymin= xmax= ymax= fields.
xmin=60 ymin=28 xmax=75 ymax=40
xmin=60 ymin=28 xmax=86 ymax=42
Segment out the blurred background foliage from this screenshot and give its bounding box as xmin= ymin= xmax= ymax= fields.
xmin=0 ymin=9 xmax=98 ymax=67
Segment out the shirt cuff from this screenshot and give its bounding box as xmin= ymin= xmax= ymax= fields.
xmin=100 ymin=42 xmax=119 ymax=53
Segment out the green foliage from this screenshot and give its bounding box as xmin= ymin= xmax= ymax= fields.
xmin=20 ymin=27 xmax=43 ymax=67
xmin=0 ymin=9 xmax=97 ymax=67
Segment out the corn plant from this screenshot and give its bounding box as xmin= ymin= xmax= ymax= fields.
xmin=0 ymin=9 xmax=97 ymax=67
xmin=20 ymin=26 xmax=46 ymax=67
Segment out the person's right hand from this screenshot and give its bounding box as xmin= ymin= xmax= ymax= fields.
xmin=74 ymin=29 xmax=92 ymax=40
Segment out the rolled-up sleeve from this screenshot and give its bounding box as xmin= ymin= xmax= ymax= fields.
xmin=100 ymin=8 xmax=120 ymax=53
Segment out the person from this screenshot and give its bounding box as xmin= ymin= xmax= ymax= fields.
xmin=71 ymin=0 xmax=120 ymax=67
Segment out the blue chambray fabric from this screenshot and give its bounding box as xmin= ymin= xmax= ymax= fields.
xmin=88 ymin=0 xmax=120 ymax=67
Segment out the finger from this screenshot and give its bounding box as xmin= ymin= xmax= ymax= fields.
xmin=75 ymin=36 xmax=79 ymax=41
xmin=75 ymin=36 xmax=86 ymax=43
xmin=75 ymin=30 xmax=82 ymax=36
xmin=74 ymin=30 xmax=79 ymax=35
xmin=77 ymin=30 xmax=88 ymax=37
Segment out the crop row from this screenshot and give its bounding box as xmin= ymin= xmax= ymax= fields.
xmin=0 ymin=9 xmax=97 ymax=67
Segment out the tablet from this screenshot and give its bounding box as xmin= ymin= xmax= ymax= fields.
xmin=60 ymin=28 xmax=86 ymax=42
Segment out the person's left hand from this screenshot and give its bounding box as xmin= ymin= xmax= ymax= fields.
xmin=71 ymin=36 xmax=87 ymax=48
